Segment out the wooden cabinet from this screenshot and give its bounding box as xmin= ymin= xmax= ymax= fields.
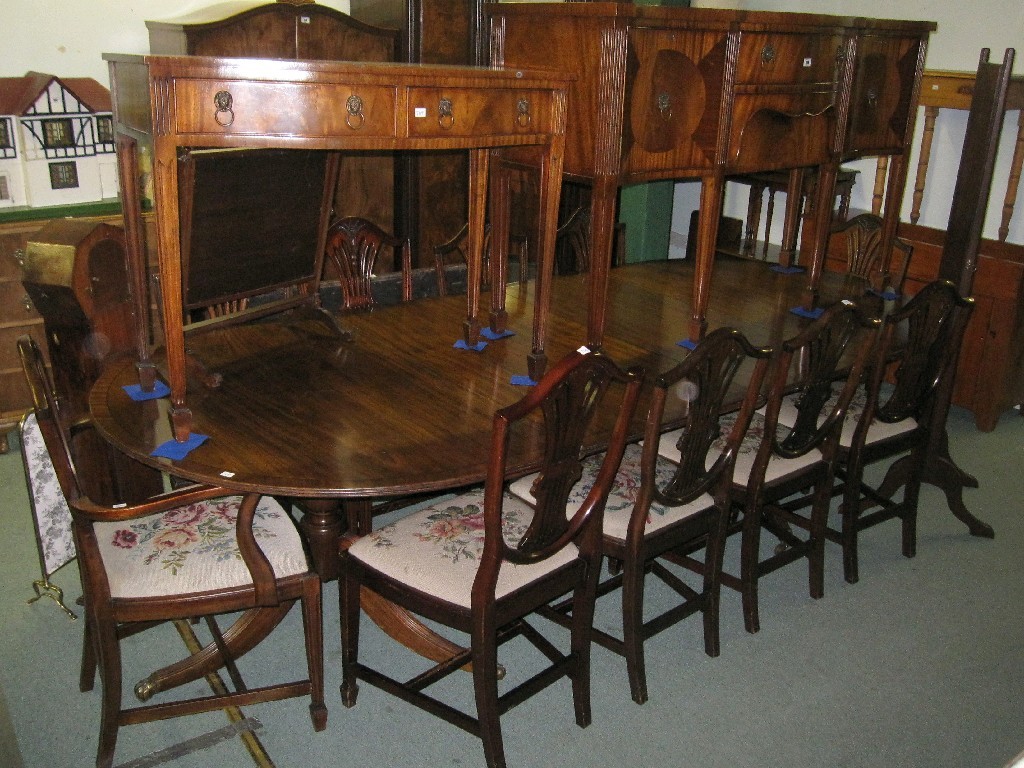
xmin=350 ymin=0 xmax=490 ymax=264
xmin=489 ymin=2 xmax=933 ymax=348
xmin=0 ymin=207 xmax=135 ymax=451
xmin=0 ymin=216 xmax=52 ymax=451
xmin=898 ymin=225 xmax=1024 ymax=433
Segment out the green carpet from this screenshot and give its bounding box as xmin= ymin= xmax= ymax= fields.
xmin=1 ymin=405 xmax=1022 ymax=768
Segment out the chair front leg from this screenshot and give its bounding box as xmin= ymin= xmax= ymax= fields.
xmin=339 ymin=570 xmax=361 ymax=708
xmin=620 ymin=557 xmax=649 ymax=705
xmin=472 ymin=618 xmax=507 ymax=768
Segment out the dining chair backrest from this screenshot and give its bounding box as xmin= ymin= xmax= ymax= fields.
xmin=830 ymin=212 xmax=913 ymax=295
xmin=647 ymin=327 xmax=774 ymax=510
xmin=761 ymin=299 xmax=880 ymax=466
xmin=478 ymin=349 xmax=644 ymax=587
xmin=325 ymin=216 xmax=413 ymax=310
xmin=861 ymin=280 xmax=975 ymax=429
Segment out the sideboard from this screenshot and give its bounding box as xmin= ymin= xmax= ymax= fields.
xmin=488 ymin=2 xmax=935 ymax=347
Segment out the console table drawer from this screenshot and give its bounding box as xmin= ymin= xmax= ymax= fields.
xmin=173 ymin=80 xmax=398 ymax=137
xmin=406 ymin=88 xmax=552 ymax=138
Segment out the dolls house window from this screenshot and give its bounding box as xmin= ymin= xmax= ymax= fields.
xmin=49 ymin=161 xmax=79 ymax=189
xmin=41 ymin=119 xmax=74 ymax=149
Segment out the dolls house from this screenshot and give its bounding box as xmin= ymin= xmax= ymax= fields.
xmin=0 ymin=72 xmax=118 ymax=209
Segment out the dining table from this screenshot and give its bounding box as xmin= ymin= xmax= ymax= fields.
xmin=88 ymin=255 xmax=976 ymax=666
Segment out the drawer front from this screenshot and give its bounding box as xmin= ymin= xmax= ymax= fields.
xmin=0 ymin=228 xmax=32 ymax=281
xmin=174 ymin=80 xmax=398 ymax=138
xmin=406 ymin=88 xmax=553 ymax=139
xmin=726 ymin=92 xmax=834 ymax=172
xmin=0 ymin=278 xmax=43 ymax=323
xmin=736 ymin=32 xmax=844 ymax=86
xmin=0 ymin=322 xmax=46 ymax=371
xmin=0 ymin=367 xmax=34 ymax=417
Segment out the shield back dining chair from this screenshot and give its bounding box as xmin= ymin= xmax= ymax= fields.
xmin=825 ymin=280 xmax=975 ymax=583
xmin=829 ymin=212 xmax=914 ymax=298
xmin=509 ymin=327 xmax=774 ymax=704
xmin=325 ymin=215 xmax=413 ymax=311
xmin=662 ymin=301 xmax=880 ymax=633
xmin=339 ymin=348 xmax=643 ymax=768
xmin=18 ymin=335 xmax=326 ymax=768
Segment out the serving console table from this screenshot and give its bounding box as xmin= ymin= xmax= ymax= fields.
xmin=104 ymin=54 xmax=571 ymax=441
xmin=488 ymin=2 xmax=935 ymax=347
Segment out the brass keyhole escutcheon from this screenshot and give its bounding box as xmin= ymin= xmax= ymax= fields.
xmin=657 ymin=93 xmax=672 ymax=120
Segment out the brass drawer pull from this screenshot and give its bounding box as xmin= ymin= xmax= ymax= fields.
xmin=515 ymin=98 xmax=531 ymax=128
xmin=13 ymin=248 xmax=25 ymax=267
xmin=761 ymin=44 xmax=777 ymax=67
xmin=213 ymin=90 xmax=234 ymax=127
xmin=346 ymin=95 xmax=365 ymax=130
xmin=438 ymin=97 xmax=455 ymax=130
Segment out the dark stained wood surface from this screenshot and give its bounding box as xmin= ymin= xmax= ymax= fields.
xmin=89 ymin=257 xmax=867 ymax=500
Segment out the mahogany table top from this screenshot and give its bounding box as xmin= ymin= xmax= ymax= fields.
xmin=89 ymin=257 xmax=868 ymax=499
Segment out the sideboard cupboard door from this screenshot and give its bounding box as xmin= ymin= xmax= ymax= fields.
xmin=844 ymin=32 xmax=927 ymax=157
xmin=622 ymin=27 xmax=727 ymax=178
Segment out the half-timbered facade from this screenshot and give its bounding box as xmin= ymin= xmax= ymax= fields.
xmin=0 ymin=72 xmax=117 ymax=208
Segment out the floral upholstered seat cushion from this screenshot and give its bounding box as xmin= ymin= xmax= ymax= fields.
xmin=96 ymin=497 xmax=309 ymax=600
xmin=656 ymin=411 xmax=820 ymax=487
xmin=774 ymin=385 xmax=916 ymax=448
xmin=346 ymin=490 xmax=580 ymax=610
xmin=508 ymin=444 xmax=717 ymax=544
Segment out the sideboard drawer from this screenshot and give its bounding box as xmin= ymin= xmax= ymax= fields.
xmin=173 ymin=79 xmax=399 ymax=137
xmin=406 ymin=88 xmax=553 ymax=138
xmin=735 ymin=32 xmax=844 ymax=86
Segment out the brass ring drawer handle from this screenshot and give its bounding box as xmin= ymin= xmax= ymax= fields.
xmin=346 ymin=95 xmax=365 ymax=130
xmin=213 ymin=90 xmax=234 ymax=127
xmin=515 ymin=98 xmax=531 ymax=128
xmin=438 ymin=97 xmax=455 ymax=130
